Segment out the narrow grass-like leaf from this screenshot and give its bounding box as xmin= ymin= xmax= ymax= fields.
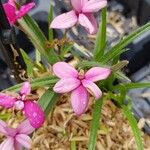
xmin=94 ymin=8 xmax=107 ymax=60
xmin=115 ymin=71 xmax=131 ymax=83
xmin=71 ymin=141 xmax=77 ymax=150
xmin=122 ymin=105 xmax=144 ymax=150
xmin=48 ymin=1 xmax=53 ymax=41
xmin=112 ymin=60 xmax=129 ymax=72
xmin=78 ymin=61 xmax=109 ymax=69
xmin=18 ymin=15 xmax=59 ymax=64
xmin=101 ymin=22 xmax=150 ymax=63
xmin=88 ymin=98 xmax=103 ymax=150
xmin=20 ymin=49 xmax=34 ymax=77
xmin=38 ymin=89 xmax=59 ymax=116
xmin=3 ymin=76 xmax=58 ymax=92
xmin=35 ymin=49 xmax=41 ymax=63
xmin=114 ymin=82 xmax=150 ymax=90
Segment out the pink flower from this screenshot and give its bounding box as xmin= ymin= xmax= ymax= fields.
xmin=3 ymin=0 xmax=35 ymax=25
xmin=53 ymin=62 xmax=111 ymax=115
xmin=0 ymin=82 xmax=45 ymax=128
xmin=0 ymin=119 xmax=34 ymax=150
xmin=50 ymin=0 xmax=107 ymax=34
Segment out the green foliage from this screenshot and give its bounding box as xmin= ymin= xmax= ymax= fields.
xmin=88 ymin=98 xmax=103 ymax=150
xmin=111 ymin=60 xmax=129 ymax=72
xmin=122 ymin=105 xmax=144 ymax=150
xmin=78 ymin=60 xmax=109 ymax=69
xmin=48 ymin=1 xmax=53 ymax=41
xmin=20 ymin=49 xmax=34 ymax=77
xmin=18 ymin=15 xmax=59 ymax=64
xmin=71 ymin=141 xmax=77 ymax=150
xmin=114 ymin=82 xmax=150 ymax=90
xmin=101 ymin=22 xmax=150 ymax=63
xmin=38 ymin=89 xmax=59 ymax=116
xmin=4 ymin=76 xmax=58 ymax=92
xmin=94 ymin=8 xmax=107 ymax=60
xmin=115 ymin=71 xmax=131 ymax=83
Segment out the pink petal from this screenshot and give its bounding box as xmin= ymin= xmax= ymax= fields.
xmin=17 ymin=2 xmax=35 ymax=19
xmin=50 ymin=10 xmax=77 ymax=29
xmin=71 ymin=0 xmax=88 ymax=12
xmin=71 ymin=85 xmax=89 ymax=116
xmin=0 ymin=137 xmax=14 ymax=150
xmin=14 ymin=142 xmax=22 ymax=150
xmin=86 ymin=14 xmax=98 ymax=34
xmin=0 ymin=120 xmax=8 ymax=135
xmin=82 ymin=79 xmax=102 ymax=99
xmin=85 ymin=67 xmax=111 ymax=82
xmin=15 ymin=134 xmax=32 ymax=149
xmin=0 ymin=93 xmax=16 ymax=108
xmin=8 ymin=0 xmax=16 ymax=7
xmin=17 ymin=119 xmax=35 ymax=135
xmin=53 ymin=62 xmax=78 ymax=78
xmin=53 ymin=78 xmax=80 ymax=93
xmin=82 ymin=0 xmax=107 ymax=13
xmin=23 ymin=101 xmax=45 ymax=128
xmin=78 ymin=13 xmax=97 ymax=34
xmin=20 ymin=82 xmax=31 ymax=96
xmin=5 ymin=127 xmax=17 ymax=137
xmin=3 ymin=3 xmax=16 ymax=24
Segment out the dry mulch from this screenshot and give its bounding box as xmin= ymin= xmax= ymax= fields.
xmin=31 ymin=94 xmax=150 ymax=150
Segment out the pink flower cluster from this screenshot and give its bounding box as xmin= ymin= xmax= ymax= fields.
xmin=0 ymin=119 xmax=34 ymax=150
xmin=53 ymin=62 xmax=111 ymax=115
xmin=0 ymin=82 xmax=45 ymax=129
xmin=50 ymin=0 xmax=107 ymax=34
xmin=3 ymin=0 xmax=35 ymax=24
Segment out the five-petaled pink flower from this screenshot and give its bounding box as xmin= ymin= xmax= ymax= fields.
xmin=3 ymin=0 xmax=35 ymax=25
xmin=0 ymin=119 xmax=34 ymax=150
xmin=0 ymin=82 xmax=45 ymax=128
xmin=53 ymin=62 xmax=111 ymax=115
xmin=50 ymin=0 xmax=107 ymax=34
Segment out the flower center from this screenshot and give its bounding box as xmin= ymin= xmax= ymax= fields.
xmin=14 ymin=101 xmax=24 ymax=110
xmin=78 ymin=69 xmax=85 ymax=80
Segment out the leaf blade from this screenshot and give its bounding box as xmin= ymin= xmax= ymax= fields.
xmin=88 ymin=98 xmax=103 ymax=150
xmin=18 ymin=15 xmax=59 ymax=64
xmin=38 ymin=89 xmax=59 ymax=116
xmin=94 ymin=8 xmax=107 ymax=60
xmin=48 ymin=1 xmax=53 ymax=41
xmin=122 ymin=105 xmax=144 ymax=150
xmin=3 ymin=76 xmax=58 ymax=92
xmin=101 ymin=22 xmax=150 ymax=63
xmin=114 ymin=82 xmax=150 ymax=90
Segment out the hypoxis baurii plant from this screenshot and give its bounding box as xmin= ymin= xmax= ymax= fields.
xmin=0 ymin=0 xmax=150 ymax=150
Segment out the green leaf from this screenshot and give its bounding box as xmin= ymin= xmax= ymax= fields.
xmin=38 ymin=89 xmax=59 ymax=116
xmin=4 ymin=76 xmax=58 ymax=92
xmin=48 ymin=1 xmax=53 ymax=41
xmin=101 ymin=22 xmax=150 ymax=63
xmin=122 ymin=105 xmax=144 ymax=150
xmin=114 ymin=82 xmax=150 ymax=90
xmin=18 ymin=15 xmax=59 ymax=64
xmin=94 ymin=7 xmax=107 ymax=60
xmin=115 ymin=71 xmax=131 ymax=83
xmin=61 ymin=42 xmax=74 ymax=57
xmin=88 ymin=98 xmax=103 ymax=150
xmin=35 ymin=49 xmax=41 ymax=63
xmin=71 ymin=141 xmax=77 ymax=150
xmin=78 ymin=60 xmax=109 ymax=69
xmin=112 ymin=60 xmax=129 ymax=72
xmin=20 ymin=49 xmax=34 ymax=77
